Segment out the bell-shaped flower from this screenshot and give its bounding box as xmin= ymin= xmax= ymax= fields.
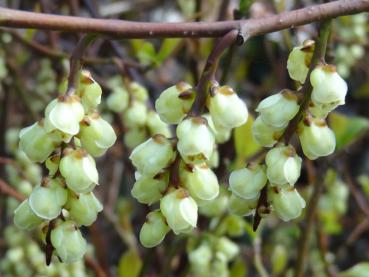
xmin=14 ymin=199 xmax=43 ymax=230
xmin=160 ymin=188 xmax=198 ymax=234
xmin=139 ymin=210 xmax=170 ymax=248
xmin=131 ymin=173 xmax=169 ymax=204
xmin=129 ymin=135 xmax=175 ymax=176
xmin=180 ymin=163 xmax=219 ymax=201
xmin=207 ymin=85 xmax=248 ymax=129
xmin=66 ymin=192 xmax=103 ymax=226
xmin=228 ymin=193 xmax=258 ymax=216
xmin=252 ymin=116 xmax=284 ymax=147
xmin=199 ymin=186 xmax=229 ymax=217
xmin=203 ymin=114 xmax=231 ymax=144
xmin=265 ymin=144 xmax=302 ymax=186
xmin=287 ymin=40 xmax=315 ymax=83
xmin=45 ymin=153 xmax=60 ymax=176
xmin=176 ymin=116 xmax=215 ymax=164
xmin=28 ymin=178 xmax=68 ymax=220
xmin=268 ymin=186 xmax=306 ymax=221
xmin=216 ymin=237 xmax=239 ymax=261
xmin=59 ymin=149 xmax=99 ymax=193
xmin=19 ymin=121 xmax=61 ymax=162
xmin=189 ymin=243 xmax=212 ymax=270
xmin=78 ymin=70 xmax=102 ymax=111
xmin=130 ymin=81 xmax=148 ymax=102
xmin=124 ymin=127 xmax=147 ymax=149
xmin=79 ymin=113 xmax=117 ymax=157
xmin=298 ymin=117 xmax=336 ymax=160
xmin=123 ymin=100 xmax=148 ymax=128
xmin=107 ymin=87 xmax=129 ymax=113
xmin=146 ymin=111 xmax=172 ymax=138
xmin=310 ymin=64 xmax=347 ymax=106
xmin=308 ymin=101 xmax=339 ymax=119
xmin=44 ymin=95 xmax=85 ymax=135
xmin=229 ymin=163 xmax=267 ymax=199
xmin=155 ymin=82 xmax=194 ymax=124
xmin=50 ymin=221 xmax=87 ymax=263
xmin=256 ymin=90 xmax=299 ymax=129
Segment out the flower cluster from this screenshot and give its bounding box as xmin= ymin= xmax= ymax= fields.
xmin=106 ymin=77 xmax=171 ymax=148
xmin=14 ymin=70 xmax=116 ymax=263
xmin=229 ymin=40 xmax=348 ymax=222
xmin=130 ymin=82 xmax=248 ymax=247
xmin=188 ymin=235 xmax=239 ymax=277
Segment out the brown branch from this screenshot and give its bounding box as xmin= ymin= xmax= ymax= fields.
xmin=0 ymin=178 xmax=26 ymax=202
xmin=0 ymin=1 xmax=366 ymax=38
xmin=84 ymin=256 xmax=109 ymax=277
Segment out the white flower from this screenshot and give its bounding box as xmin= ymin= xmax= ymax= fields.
xmin=131 ymin=173 xmax=168 ymax=204
xmin=78 ymin=70 xmax=102 ymax=111
xmin=287 ymin=40 xmax=315 ymax=83
xmin=256 ymin=90 xmax=299 ymax=129
xmin=14 ymin=200 xmax=43 ymax=230
xmin=45 ymin=95 xmax=85 ymax=135
xmin=207 ymin=85 xmax=248 ymax=129
xmin=139 ymin=211 xmax=170 ymax=248
xmin=298 ymin=117 xmax=336 ymax=160
xmin=265 ymin=144 xmax=302 ymax=186
xmin=176 ymin=116 xmax=215 ymax=164
xmin=129 ymin=135 xmax=175 ymax=176
xmin=155 ymin=82 xmax=194 ymax=124
xmin=123 ymin=100 xmax=148 ymax=128
xmin=310 ymin=64 xmax=347 ymax=106
xmin=252 ymin=116 xmax=283 ymax=147
xmin=268 ymin=186 xmax=306 ymax=221
xmin=228 ymin=193 xmax=258 ymax=216
xmin=160 ymin=188 xmax=198 ymax=234
xmin=106 ymin=87 xmax=129 ymax=113
xmin=229 ymin=164 xmax=267 ymax=199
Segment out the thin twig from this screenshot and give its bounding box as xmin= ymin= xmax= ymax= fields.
xmin=0 ymin=178 xmax=26 ymax=202
xmin=0 ymin=1 xmax=366 ymax=38
xmin=253 ymin=232 xmax=269 ymax=277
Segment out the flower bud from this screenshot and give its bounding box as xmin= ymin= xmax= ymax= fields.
xmin=106 ymin=87 xmax=129 ymax=113
xmin=124 ymin=127 xmax=148 ymax=149
xmin=229 ymin=164 xmax=267 ymax=199
xmin=78 ymin=70 xmax=102 ymax=111
xmin=160 ymin=188 xmax=198 ymax=234
xmin=155 ymin=82 xmax=194 ymax=124
xmin=203 ymin=114 xmax=231 ymax=144
xmin=199 ymin=186 xmax=229 ymax=217
xmin=66 ymin=192 xmax=103 ymax=226
xmin=45 ymin=153 xmax=60 ymax=176
xmin=256 ymin=90 xmax=299 ymax=129
xmin=130 ymin=81 xmax=148 ymax=102
xmin=139 ymin=210 xmax=170 ymax=248
xmin=131 ymin=173 xmax=168 ymax=204
xmin=129 ymin=135 xmax=175 ymax=176
xmin=228 ymin=193 xmax=258 ymax=216
xmin=146 ymin=110 xmax=172 ymax=138
xmin=28 ymin=178 xmax=68 ymax=220
xmin=50 ymin=221 xmax=87 ymax=263
xmin=176 ymin=117 xmax=215 ymax=164
xmin=308 ymin=101 xmax=340 ymax=119
xmin=44 ymin=95 xmax=85 ymax=135
xmin=14 ymin=200 xmax=43 ymax=230
xmin=19 ymin=121 xmax=61 ymax=162
xmin=287 ymin=40 xmax=314 ymax=83
xmin=265 ymin=144 xmax=302 ymax=186
xmin=207 ymin=85 xmax=248 ymax=128
xmin=268 ymin=186 xmax=306 ymax=221
xmin=216 ymin=237 xmax=239 ymax=261
xmin=123 ymin=100 xmax=147 ymax=128
xmin=310 ymin=64 xmax=347 ymax=106
xmin=180 ymin=163 xmax=219 ymax=201
xmin=79 ymin=113 xmax=117 ymax=157
xmin=60 ymin=149 xmax=99 ymax=193
xmin=298 ymin=117 xmax=336 ymax=160
xmin=189 ymin=243 xmax=212 ymax=270
xmin=252 ymin=116 xmax=283 ymax=147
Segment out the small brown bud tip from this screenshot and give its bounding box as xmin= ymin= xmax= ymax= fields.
xmin=152 ymin=134 xmax=167 ymax=144
xmin=246 ymin=162 xmax=258 ymax=170
xmin=217 ymin=85 xmax=235 ymax=96
xmin=314 ymin=118 xmax=327 ymax=127
xmin=303 ymin=116 xmax=312 ymax=127
xmin=281 ymin=89 xmax=298 ymax=101
xmin=178 ymin=90 xmax=194 ymax=100
xmin=80 ymin=71 xmax=94 ymax=85
xmin=191 ymin=116 xmax=207 ymax=125
xmin=176 ymin=81 xmax=191 ymax=92
xmin=301 ymin=39 xmax=315 ymax=52
xmin=176 ymin=188 xmax=189 ymax=199
xmin=322 ymin=64 xmax=337 ymax=73
xmin=81 ymin=117 xmax=91 ymax=126
xmin=41 ymin=177 xmax=50 ymax=187
xmin=184 ymin=162 xmax=194 ymax=172
xmin=284 ymin=145 xmax=296 ymax=157
xmin=37 ymin=119 xmax=45 ymax=127
xmin=74 ymin=149 xmax=88 ymax=159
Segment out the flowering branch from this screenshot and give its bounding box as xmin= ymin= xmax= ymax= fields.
xmin=0 ymin=1 xmax=366 ymax=39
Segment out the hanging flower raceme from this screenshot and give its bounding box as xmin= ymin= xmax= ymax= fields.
xmin=14 ymin=70 xmax=115 ymax=263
